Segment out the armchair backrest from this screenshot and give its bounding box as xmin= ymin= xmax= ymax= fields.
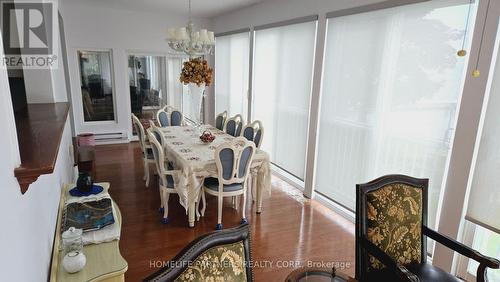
xmin=215 ymin=137 xmax=255 ymax=186
xmin=355 ymin=174 xmax=428 ymax=280
xmin=215 ymin=111 xmax=228 ymax=130
xmin=131 ymin=113 xmax=147 ymax=152
xmin=144 ymin=224 xmax=253 ymax=282
xmin=225 ymin=114 xmax=244 ymax=137
xmin=242 ymin=120 xmax=264 ymax=148
xmin=156 ymin=109 xmax=170 ymax=127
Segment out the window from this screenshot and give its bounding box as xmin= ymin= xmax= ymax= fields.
xmin=466 ymin=21 xmax=500 ymax=235
xmin=463 ymin=22 xmax=500 ymax=280
xmin=215 ymin=31 xmax=250 ymax=118
xmin=467 ymin=225 xmax=500 ymax=281
xmin=253 ymin=20 xmax=317 ymax=180
xmin=128 ymin=55 xmax=167 ymax=118
xmin=315 ymin=0 xmax=474 ymax=235
xmin=78 ymin=50 xmax=115 ymax=122
xmin=166 ymin=57 xmax=185 ymax=111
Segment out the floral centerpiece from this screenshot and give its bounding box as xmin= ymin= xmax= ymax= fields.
xmin=180 ymin=57 xmax=213 ymax=86
xmin=180 ymin=57 xmax=213 ymax=129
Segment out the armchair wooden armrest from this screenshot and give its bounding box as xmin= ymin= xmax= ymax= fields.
xmin=423 ymin=226 xmax=500 ymax=281
xmin=360 ymin=238 xmax=419 ymax=282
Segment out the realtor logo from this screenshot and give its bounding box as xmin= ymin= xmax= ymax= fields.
xmin=1 ymin=0 xmax=58 ymax=69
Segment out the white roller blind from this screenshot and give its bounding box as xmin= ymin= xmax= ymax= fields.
xmin=215 ymin=32 xmax=250 ymax=118
xmin=253 ymin=20 xmax=316 ymax=179
xmin=315 ymin=0 xmax=474 ymax=232
xmin=466 ymin=27 xmax=500 ymax=234
xmin=167 ymin=57 xmax=185 ymax=111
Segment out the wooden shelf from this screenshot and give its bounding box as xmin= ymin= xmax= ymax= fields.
xmin=14 ymin=102 xmax=70 ymax=194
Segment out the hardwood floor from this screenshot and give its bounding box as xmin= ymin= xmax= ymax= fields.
xmin=94 ymin=142 xmax=355 ymax=281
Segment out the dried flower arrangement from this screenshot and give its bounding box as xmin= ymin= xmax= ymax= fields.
xmin=180 ymin=57 xmax=213 ymax=86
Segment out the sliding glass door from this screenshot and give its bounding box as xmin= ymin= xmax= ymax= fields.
xmin=127 ymin=54 xmax=189 ymax=136
xmin=253 ymin=20 xmax=317 ymax=180
xmin=315 ymin=0 xmax=474 ymax=232
xmin=215 ymin=31 xmax=250 ymax=118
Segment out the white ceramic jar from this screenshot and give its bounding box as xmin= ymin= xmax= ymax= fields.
xmin=62 ymin=251 xmax=87 ymax=273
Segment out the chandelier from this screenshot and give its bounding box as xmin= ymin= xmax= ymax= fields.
xmin=166 ymin=0 xmax=215 ymax=57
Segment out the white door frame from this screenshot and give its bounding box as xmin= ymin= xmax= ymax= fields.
xmin=71 ymin=47 xmax=119 ymax=134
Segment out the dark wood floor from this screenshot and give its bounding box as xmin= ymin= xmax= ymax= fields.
xmin=94 ymin=142 xmax=355 ymax=281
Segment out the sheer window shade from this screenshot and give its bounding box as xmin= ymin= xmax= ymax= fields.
xmin=167 ymin=57 xmax=184 ymax=110
xmin=466 ymin=27 xmax=500 ymax=234
xmin=215 ymin=32 xmax=250 ymax=118
xmin=315 ymin=0 xmax=474 ymax=231
xmin=253 ymin=20 xmax=317 ymax=179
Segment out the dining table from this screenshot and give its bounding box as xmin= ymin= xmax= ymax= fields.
xmin=159 ymin=125 xmax=271 ymax=227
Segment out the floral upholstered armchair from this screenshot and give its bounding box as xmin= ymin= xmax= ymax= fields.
xmin=355 ymin=174 xmax=500 ymax=282
xmin=143 ymin=224 xmax=253 ymax=282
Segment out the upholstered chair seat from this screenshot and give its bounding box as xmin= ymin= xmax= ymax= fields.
xmin=158 ymin=174 xmax=175 ymax=189
xmin=367 ymin=263 xmax=463 ymax=282
xmin=204 ymin=177 xmax=244 ymax=192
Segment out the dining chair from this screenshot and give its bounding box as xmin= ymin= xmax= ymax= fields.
xmin=215 ymin=111 xmax=227 ymax=131
xmin=225 ymin=114 xmax=244 ymax=137
xmin=132 ymin=114 xmax=155 ymax=187
xmin=200 ymin=137 xmax=256 ymax=230
xmin=356 ymin=174 xmax=500 ymax=282
xmin=143 ymin=223 xmax=253 ymax=282
xmin=156 ymin=109 xmax=170 ymax=127
xmin=147 ymin=131 xmax=181 ymax=224
xmin=170 ymin=110 xmax=184 ymax=126
xmin=241 ymin=120 xmax=264 ymax=148
xmin=240 ymin=120 xmax=264 ymax=201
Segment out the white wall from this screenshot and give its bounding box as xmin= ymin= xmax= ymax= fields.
xmin=0 ymin=57 xmax=75 ymax=281
xmin=60 ymin=1 xmax=213 ymax=137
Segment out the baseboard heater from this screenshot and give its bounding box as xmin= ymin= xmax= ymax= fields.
xmin=93 ymin=132 xmax=128 ymax=144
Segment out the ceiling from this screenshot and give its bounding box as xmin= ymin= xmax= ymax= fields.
xmin=63 ymin=0 xmax=269 ymax=18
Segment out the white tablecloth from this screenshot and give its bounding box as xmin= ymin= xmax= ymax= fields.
xmin=159 ymin=125 xmax=271 ymax=213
